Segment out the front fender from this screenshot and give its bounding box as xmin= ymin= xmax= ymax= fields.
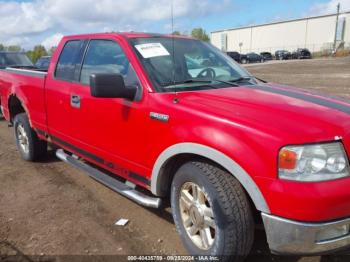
xmin=151 ymin=142 xmax=270 ymax=213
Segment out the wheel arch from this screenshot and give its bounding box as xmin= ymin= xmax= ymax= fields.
xmin=151 ymin=143 xmax=270 ymax=214
xmin=7 ymin=94 xmax=28 ymax=124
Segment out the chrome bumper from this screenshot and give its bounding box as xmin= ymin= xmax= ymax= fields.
xmin=262 ymin=213 xmax=350 ymax=254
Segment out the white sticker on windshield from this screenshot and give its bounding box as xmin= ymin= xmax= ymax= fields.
xmin=135 ymin=43 xmax=170 ymax=58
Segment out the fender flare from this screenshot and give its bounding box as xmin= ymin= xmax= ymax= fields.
xmin=7 ymin=94 xmax=33 ymax=127
xmin=151 ymin=142 xmax=270 ymax=213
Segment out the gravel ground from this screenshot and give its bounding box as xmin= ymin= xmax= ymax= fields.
xmin=1 ymin=57 xmax=350 ymax=262
xmin=245 ymin=56 xmax=350 ymax=98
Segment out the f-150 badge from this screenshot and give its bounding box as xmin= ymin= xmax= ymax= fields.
xmin=150 ymin=112 xmax=169 ymax=122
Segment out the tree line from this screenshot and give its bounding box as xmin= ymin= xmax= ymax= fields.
xmin=0 ymin=44 xmax=56 ymax=64
xmin=173 ymin=28 xmax=210 ymax=42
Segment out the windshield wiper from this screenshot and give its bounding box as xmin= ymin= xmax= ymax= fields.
xmin=182 ymin=79 xmax=239 ymax=87
xmin=229 ymin=76 xmax=267 ymax=83
xmin=161 ymin=79 xmax=239 ymax=88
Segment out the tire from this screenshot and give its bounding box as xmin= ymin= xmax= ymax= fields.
xmin=14 ymin=113 xmax=47 ymax=161
xmin=241 ymin=59 xmax=247 ymax=64
xmin=171 ymin=161 xmax=254 ymax=262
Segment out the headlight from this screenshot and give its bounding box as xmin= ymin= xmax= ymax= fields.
xmin=278 ymin=142 xmax=350 ymax=181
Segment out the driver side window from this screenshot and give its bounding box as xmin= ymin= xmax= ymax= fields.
xmin=80 ymin=40 xmax=140 ymax=87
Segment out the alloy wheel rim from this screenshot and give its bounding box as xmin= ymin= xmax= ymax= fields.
xmin=179 ymin=182 xmax=216 ymax=250
xmin=17 ymin=124 xmax=29 ymax=154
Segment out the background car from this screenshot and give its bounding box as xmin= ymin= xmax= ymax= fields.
xmin=226 ymin=51 xmax=241 ymax=63
xmin=240 ymin=52 xmax=264 ymax=64
xmin=0 ymin=52 xmax=34 ymax=69
xmin=275 ymin=50 xmax=291 ymax=60
xmin=260 ymin=52 xmax=273 ymax=61
xmin=292 ymin=48 xmax=312 ymax=59
xmin=35 ymin=56 xmax=51 ymax=70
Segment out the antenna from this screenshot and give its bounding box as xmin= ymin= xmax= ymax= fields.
xmin=171 ymin=0 xmax=174 ymax=34
xmin=171 ymin=0 xmax=178 ymax=101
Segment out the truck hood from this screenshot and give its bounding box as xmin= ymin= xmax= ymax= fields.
xmin=176 ymin=83 xmax=350 ymax=144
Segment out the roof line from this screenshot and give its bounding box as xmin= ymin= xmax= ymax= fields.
xmin=211 ymin=10 xmax=350 ymax=34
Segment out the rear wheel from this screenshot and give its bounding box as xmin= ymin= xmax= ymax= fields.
xmin=171 ymin=161 xmax=254 ymax=262
xmin=14 ymin=113 xmax=47 ymax=161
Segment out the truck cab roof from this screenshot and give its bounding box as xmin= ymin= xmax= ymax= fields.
xmin=64 ymin=32 xmax=194 ymax=40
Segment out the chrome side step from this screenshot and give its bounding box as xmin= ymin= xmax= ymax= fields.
xmin=56 ymin=149 xmax=162 ymax=208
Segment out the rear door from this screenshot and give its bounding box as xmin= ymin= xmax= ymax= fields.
xmin=68 ymin=38 xmax=150 ymax=185
xmin=45 ymin=39 xmax=87 ymax=142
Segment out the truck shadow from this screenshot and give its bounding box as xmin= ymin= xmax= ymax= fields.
xmin=0 ymin=241 xmax=35 ymax=262
xmin=37 ymin=149 xmax=62 ymax=164
xmin=149 ymin=202 xmax=350 ymax=262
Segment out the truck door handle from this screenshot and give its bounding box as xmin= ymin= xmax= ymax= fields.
xmin=71 ymin=95 xmax=81 ymax=108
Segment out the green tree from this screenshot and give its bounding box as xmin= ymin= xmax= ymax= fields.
xmin=172 ymin=31 xmax=181 ymax=36
xmin=191 ymin=28 xmax=210 ymax=42
xmin=7 ymin=45 xmax=22 ymax=52
xmin=27 ymin=45 xmax=48 ymax=63
xmin=26 ymin=50 xmax=34 ymax=62
xmin=0 ymin=44 xmax=4 ymax=51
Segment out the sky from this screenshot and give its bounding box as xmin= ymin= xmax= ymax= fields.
xmin=0 ymin=0 xmax=349 ymax=50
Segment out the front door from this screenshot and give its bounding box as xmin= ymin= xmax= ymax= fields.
xmin=69 ymin=39 xmax=150 ymax=185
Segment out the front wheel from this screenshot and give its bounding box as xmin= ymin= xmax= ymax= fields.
xmin=171 ymin=161 xmax=254 ymax=261
xmin=14 ymin=113 xmax=47 ymax=161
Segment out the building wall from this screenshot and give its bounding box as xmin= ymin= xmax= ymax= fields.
xmin=343 ymin=13 xmax=350 ymax=47
xmin=211 ymin=12 xmax=350 ymax=53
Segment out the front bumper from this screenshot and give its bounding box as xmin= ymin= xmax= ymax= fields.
xmin=262 ymin=213 xmax=350 ymax=254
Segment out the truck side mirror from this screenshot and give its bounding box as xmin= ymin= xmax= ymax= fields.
xmin=89 ymin=73 xmax=137 ymax=100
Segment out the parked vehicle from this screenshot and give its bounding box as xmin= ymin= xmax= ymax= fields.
xmin=292 ymin=48 xmax=312 ymax=59
xmin=0 ymin=52 xmax=34 ymax=69
xmin=260 ymin=52 xmax=273 ymax=61
xmin=240 ymin=52 xmax=264 ymax=64
xmin=226 ymin=51 xmax=241 ymax=63
xmin=275 ymin=50 xmax=291 ymax=60
xmin=1 ymin=33 xmax=350 ymax=260
xmin=35 ymin=56 xmax=51 ymax=70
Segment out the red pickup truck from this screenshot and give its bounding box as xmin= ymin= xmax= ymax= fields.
xmin=1 ymin=33 xmax=350 ymax=260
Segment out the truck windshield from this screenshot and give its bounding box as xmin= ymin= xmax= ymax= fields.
xmin=0 ymin=53 xmax=33 ymax=68
xmin=130 ymin=37 xmax=253 ymax=92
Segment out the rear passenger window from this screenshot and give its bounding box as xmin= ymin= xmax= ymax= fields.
xmin=79 ymin=40 xmax=140 ymax=87
xmin=55 ymin=40 xmax=82 ymax=81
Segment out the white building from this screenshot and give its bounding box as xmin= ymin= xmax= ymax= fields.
xmin=211 ymin=11 xmax=350 ymax=54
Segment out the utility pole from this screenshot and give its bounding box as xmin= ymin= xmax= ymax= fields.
xmin=333 ymin=3 xmax=340 ymax=52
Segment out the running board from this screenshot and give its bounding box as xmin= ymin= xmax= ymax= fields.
xmin=56 ymin=149 xmax=161 ymax=208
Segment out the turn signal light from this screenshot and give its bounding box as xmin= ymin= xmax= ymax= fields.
xmin=279 ymin=149 xmax=297 ymax=170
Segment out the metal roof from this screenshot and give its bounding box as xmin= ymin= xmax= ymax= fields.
xmin=211 ymin=10 xmax=350 ymax=34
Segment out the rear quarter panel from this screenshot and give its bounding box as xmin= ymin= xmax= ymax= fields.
xmin=0 ymin=70 xmax=47 ymax=132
